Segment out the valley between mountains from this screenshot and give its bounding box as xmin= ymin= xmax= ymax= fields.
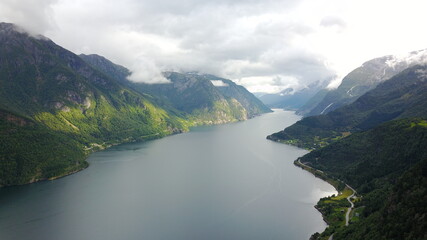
xmin=1 ymin=21 xmax=427 ymax=240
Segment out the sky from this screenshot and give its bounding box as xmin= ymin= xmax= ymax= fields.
xmin=1 ymin=0 xmax=427 ymax=93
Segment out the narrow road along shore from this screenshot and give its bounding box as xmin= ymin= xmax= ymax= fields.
xmin=345 ymin=184 xmax=356 ymax=226
xmin=296 ymin=159 xmax=357 ymax=227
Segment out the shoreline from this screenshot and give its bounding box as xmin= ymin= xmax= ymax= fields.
xmin=294 ymin=159 xmax=356 ymax=240
xmin=3 ymin=112 xmax=271 ymax=188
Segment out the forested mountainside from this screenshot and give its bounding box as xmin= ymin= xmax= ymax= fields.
xmin=300 ymin=118 xmax=427 ymax=240
xmin=0 ymin=23 xmax=190 ymax=186
xmin=81 ymin=55 xmax=271 ymax=125
xmin=126 ymin=72 xmax=271 ymax=125
xmin=268 ymin=64 xmax=427 ymax=149
xmin=0 ymin=23 xmax=270 ymax=186
xmin=267 ymin=51 xmax=427 ymax=239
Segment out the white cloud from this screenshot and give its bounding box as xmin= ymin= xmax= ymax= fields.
xmin=1 ymin=0 xmax=427 ymax=90
xmin=386 ymin=49 xmax=427 ymax=69
xmin=320 ymin=16 xmax=346 ymax=30
xmin=211 ymin=80 xmax=229 ymax=87
xmin=235 ymin=75 xmax=299 ymax=93
xmin=0 ymin=0 xmax=57 ymax=35
xmin=326 ymin=76 xmax=343 ymax=90
xmin=126 ymin=57 xmax=170 ymax=84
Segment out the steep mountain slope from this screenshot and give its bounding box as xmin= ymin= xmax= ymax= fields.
xmin=333 ymin=158 xmax=427 ymax=240
xmin=201 ymin=74 xmax=271 ymax=115
xmin=257 ymin=81 xmax=329 ymax=110
xmin=268 ymin=64 xmax=427 ymax=149
xmin=301 ymin=118 xmax=427 ymax=239
xmin=79 ymin=54 xmax=184 ymax=117
xmin=305 ymin=51 xmax=427 ymax=116
xmin=80 ymin=54 xmax=271 ymax=124
xmin=0 ymin=23 xmax=188 ymax=185
xmin=0 ymin=22 xmax=270 ymax=185
xmin=79 ymin=54 xmax=130 ymax=84
xmin=114 ymin=73 xmax=271 ymax=125
xmin=0 ymin=109 xmax=88 ymax=185
xmin=296 ymin=88 xmax=329 ymax=115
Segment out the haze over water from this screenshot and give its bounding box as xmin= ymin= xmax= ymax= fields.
xmin=0 ymin=110 xmax=336 ymax=240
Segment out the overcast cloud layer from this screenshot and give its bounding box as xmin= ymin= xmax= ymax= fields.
xmin=1 ymin=0 xmax=427 ymax=93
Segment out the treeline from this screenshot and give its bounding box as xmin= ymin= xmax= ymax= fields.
xmin=268 ymin=65 xmax=427 ymax=150
xmin=301 ymin=118 xmax=427 ymax=239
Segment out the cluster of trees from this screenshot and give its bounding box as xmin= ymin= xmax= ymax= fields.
xmin=302 ymin=118 xmax=427 ymax=239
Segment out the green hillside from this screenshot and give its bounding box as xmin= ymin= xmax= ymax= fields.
xmin=268 ymin=64 xmax=427 ymax=149
xmin=0 ymin=23 xmax=189 ymax=186
xmin=0 ymin=23 xmax=269 ymax=186
xmin=301 ymin=118 xmax=427 ymax=239
xmin=111 ymin=72 xmax=271 ymax=125
xmin=80 ymin=55 xmax=271 ymax=125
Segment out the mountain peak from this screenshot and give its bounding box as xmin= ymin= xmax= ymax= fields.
xmin=0 ymin=22 xmax=18 ymax=31
xmin=0 ymin=22 xmax=50 ymax=41
xmin=0 ymin=22 xmax=32 ymax=37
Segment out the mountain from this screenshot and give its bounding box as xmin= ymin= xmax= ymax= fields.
xmin=79 ymin=54 xmax=184 ymax=116
xmin=0 ymin=23 xmax=190 ymax=185
xmin=79 ymin=54 xmax=130 ymax=84
xmin=268 ymin=53 xmax=427 ymax=239
xmin=201 ymin=74 xmax=272 ymax=117
xmin=300 ymin=118 xmax=427 ymax=239
xmin=76 ymin=63 xmax=272 ymax=125
xmin=268 ymin=64 xmax=427 ymax=149
xmin=256 ymin=80 xmax=329 ymax=110
xmin=80 ymin=55 xmax=271 ymax=123
xmin=304 ymin=51 xmax=427 ymax=116
xmin=132 ymin=72 xmax=271 ymax=125
xmin=295 ymin=88 xmax=329 ymax=115
xmin=0 ymin=23 xmax=270 ymax=186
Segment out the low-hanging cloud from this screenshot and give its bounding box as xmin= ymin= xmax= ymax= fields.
xmin=211 ymin=80 xmax=229 ymax=87
xmin=126 ymin=57 xmax=170 ymax=84
xmin=320 ymin=16 xmax=346 ymax=30
xmin=1 ymin=0 xmax=427 ymax=92
xmin=0 ymin=0 xmax=334 ymax=90
xmin=0 ymin=0 xmax=57 ymax=35
xmin=386 ymin=49 xmax=427 ymax=68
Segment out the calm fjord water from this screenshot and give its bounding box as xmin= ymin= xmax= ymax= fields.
xmin=0 ymin=110 xmax=336 ymax=240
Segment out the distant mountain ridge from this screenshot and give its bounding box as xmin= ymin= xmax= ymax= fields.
xmin=300 ymin=50 xmax=427 ymax=116
xmin=80 ymin=55 xmax=271 ymax=125
xmin=256 ymin=80 xmax=329 ymax=110
xmin=268 ymin=64 xmax=427 ymax=149
xmin=296 ymin=88 xmax=329 ymax=115
xmin=135 ymin=72 xmax=272 ymax=124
